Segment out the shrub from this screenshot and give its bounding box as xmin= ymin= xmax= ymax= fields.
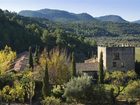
xmin=52 ymin=85 xmax=64 ymax=99
xmin=42 ymin=96 xmax=61 ymax=105
xmin=63 ymin=75 xmax=92 ymax=103
xmin=126 ymin=70 xmax=137 ymax=80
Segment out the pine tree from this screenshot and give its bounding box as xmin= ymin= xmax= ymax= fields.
xmin=98 ymin=51 xmax=104 ymax=84
xmin=29 ymin=47 xmax=34 ymax=70
xmin=34 ymin=45 xmax=39 ymax=64
xmin=71 ymin=52 xmax=76 ymax=77
xmin=42 ymin=62 xmax=50 ymax=98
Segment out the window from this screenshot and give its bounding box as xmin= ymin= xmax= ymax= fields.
xmin=113 ymin=62 xmax=117 ymax=67
xmin=121 ymin=62 xmax=124 ymax=68
xmin=113 ymin=53 xmax=120 ymax=60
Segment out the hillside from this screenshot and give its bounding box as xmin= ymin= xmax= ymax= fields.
xmin=133 ymin=20 xmax=140 ymax=24
xmin=1 ymin=8 xmax=140 ymax=60
xmin=0 ymin=10 xmax=42 ymax=52
xmin=96 ymin=15 xmax=127 ymax=23
xmin=19 ymin=9 xmax=129 ymax=23
xmin=18 ymin=8 xmax=140 ymax=37
xmin=19 ymin=9 xmax=96 ymax=22
xmin=0 ymin=9 xmax=98 ymax=61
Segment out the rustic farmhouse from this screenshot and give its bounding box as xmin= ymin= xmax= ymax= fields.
xmin=76 ymin=46 xmax=135 ymax=75
xmin=98 ymin=46 xmax=135 ymax=71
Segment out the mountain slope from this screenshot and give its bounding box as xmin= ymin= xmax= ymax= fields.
xmin=0 ymin=9 xmax=42 ymax=52
xmin=132 ymin=20 xmax=140 ymax=24
xmin=96 ymin=15 xmax=127 ymax=23
xmin=19 ymin=8 xmax=140 ymax=37
xmin=19 ymin=9 xmax=96 ymax=22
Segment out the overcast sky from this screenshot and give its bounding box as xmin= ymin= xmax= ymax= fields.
xmin=0 ymin=0 xmax=140 ymax=21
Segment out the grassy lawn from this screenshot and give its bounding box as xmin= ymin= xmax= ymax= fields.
xmin=135 ymin=47 xmax=140 ymax=61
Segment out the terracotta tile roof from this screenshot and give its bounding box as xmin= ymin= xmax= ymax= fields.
xmin=14 ymin=51 xmax=29 ymax=71
xmin=76 ymin=62 xmax=98 ymax=73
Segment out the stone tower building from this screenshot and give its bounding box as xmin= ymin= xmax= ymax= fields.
xmin=98 ymin=46 xmax=135 ymax=71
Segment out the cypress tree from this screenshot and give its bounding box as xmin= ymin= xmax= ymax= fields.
xmin=98 ymin=51 xmax=104 ymax=84
xmin=42 ymin=62 xmax=50 ymax=98
xmin=34 ymin=45 xmax=39 ymax=64
xmin=29 ymin=46 xmax=34 ymax=70
xmin=71 ymin=52 xmax=76 ymax=77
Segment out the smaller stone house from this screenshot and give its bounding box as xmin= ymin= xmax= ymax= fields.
xmin=76 ymin=62 xmax=98 ymax=78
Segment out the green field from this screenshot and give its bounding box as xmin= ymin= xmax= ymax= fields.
xmin=135 ymin=47 xmax=140 ymax=61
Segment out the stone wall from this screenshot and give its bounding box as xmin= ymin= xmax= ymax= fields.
xmin=98 ymin=46 xmax=135 ymax=71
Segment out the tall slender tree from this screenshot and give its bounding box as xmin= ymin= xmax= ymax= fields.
xmin=29 ymin=47 xmax=34 ymax=70
xmin=42 ymin=62 xmax=50 ymax=98
xmin=34 ymin=45 xmax=39 ymax=64
xmin=71 ymin=52 xmax=76 ymax=77
xmin=98 ymin=51 xmax=104 ymax=84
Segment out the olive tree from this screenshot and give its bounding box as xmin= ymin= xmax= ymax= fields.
xmin=125 ymin=80 xmax=140 ymax=101
xmin=63 ymin=75 xmax=93 ymax=103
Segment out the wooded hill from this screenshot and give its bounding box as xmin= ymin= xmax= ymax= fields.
xmin=0 ymin=9 xmax=96 ymax=62
xmin=19 ymin=8 xmax=140 ymax=37
xmin=1 ymin=8 xmax=140 ymax=60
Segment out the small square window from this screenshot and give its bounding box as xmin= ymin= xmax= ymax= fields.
xmin=113 ymin=62 xmax=117 ymax=67
xmin=113 ymin=53 xmax=120 ymax=60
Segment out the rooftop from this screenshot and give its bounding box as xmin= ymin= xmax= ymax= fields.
xmin=76 ymin=62 xmax=98 ymax=73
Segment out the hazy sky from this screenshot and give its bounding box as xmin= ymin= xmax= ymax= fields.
xmin=0 ymin=0 xmax=140 ymax=21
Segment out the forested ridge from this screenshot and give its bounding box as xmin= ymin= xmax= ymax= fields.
xmin=19 ymin=8 xmax=140 ymax=37
xmin=0 ymin=9 xmax=96 ymax=62
xmin=1 ymin=9 xmax=140 ymax=60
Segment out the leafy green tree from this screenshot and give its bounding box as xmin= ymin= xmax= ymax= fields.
xmin=41 ymin=30 xmax=56 ymax=51
xmin=13 ymin=81 xmax=25 ymax=103
xmin=105 ymin=71 xmax=127 ymax=104
xmin=42 ymin=62 xmax=50 ymax=98
xmin=41 ymin=30 xmax=49 ymax=43
xmin=29 ymin=47 xmax=34 ymax=70
xmin=1 ymin=82 xmax=25 ymax=105
xmin=71 ymin=52 xmax=76 ymax=77
xmin=21 ymin=71 xmax=35 ymax=105
xmin=98 ymin=51 xmax=104 ymax=84
xmin=1 ymin=85 xmax=16 ymax=105
xmin=0 ymin=46 xmax=16 ymax=74
xmin=55 ymin=29 xmax=65 ymax=48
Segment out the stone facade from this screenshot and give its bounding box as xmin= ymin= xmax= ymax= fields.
xmin=98 ymin=46 xmax=135 ymax=71
xmin=76 ymin=62 xmax=98 ymax=78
